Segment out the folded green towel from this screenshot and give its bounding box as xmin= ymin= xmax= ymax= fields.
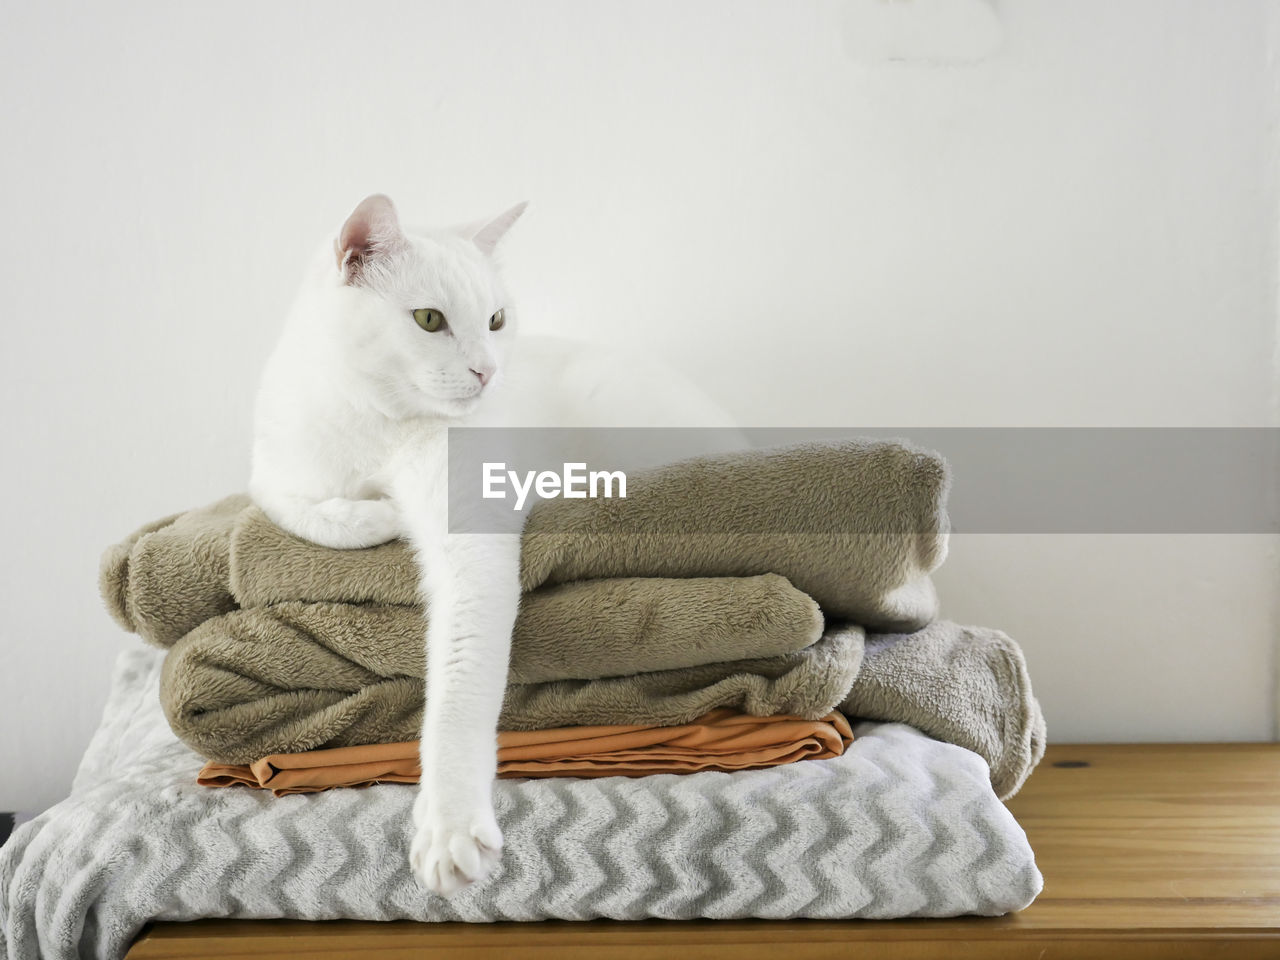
xmin=158 ymin=608 xmax=1043 ymax=798
xmin=101 ymin=440 xmax=951 ymax=646
xmin=159 ymin=606 xmax=863 ymax=762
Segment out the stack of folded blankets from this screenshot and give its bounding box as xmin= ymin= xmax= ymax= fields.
xmin=0 ymin=440 xmax=1047 ymax=960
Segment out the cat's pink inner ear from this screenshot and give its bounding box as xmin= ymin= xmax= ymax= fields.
xmin=472 ymin=201 xmax=528 ymax=256
xmin=336 ymin=194 xmax=404 ymax=283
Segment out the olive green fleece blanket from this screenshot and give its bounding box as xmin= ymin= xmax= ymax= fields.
xmin=100 ymin=440 xmax=1046 ymax=798
xmin=159 ymin=611 xmax=1042 ymax=798
xmin=102 ymin=440 xmax=950 ymax=646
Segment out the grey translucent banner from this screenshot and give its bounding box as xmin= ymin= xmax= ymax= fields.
xmin=446 ymin=427 xmax=1279 ymax=534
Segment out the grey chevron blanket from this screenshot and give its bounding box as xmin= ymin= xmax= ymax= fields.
xmin=0 ymin=650 xmax=1042 ymax=960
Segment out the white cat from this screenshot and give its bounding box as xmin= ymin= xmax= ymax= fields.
xmin=250 ymin=195 xmax=738 ymax=896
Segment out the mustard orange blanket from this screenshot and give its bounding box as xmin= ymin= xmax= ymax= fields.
xmin=198 ymin=709 xmax=854 ymax=795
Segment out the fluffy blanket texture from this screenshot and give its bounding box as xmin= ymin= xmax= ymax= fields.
xmin=101 ymin=440 xmax=950 ymax=644
xmin=100 ymin=440 xmax=1045 ymax=797
xmin=0 ymin=651 xmax=1043 ymax=960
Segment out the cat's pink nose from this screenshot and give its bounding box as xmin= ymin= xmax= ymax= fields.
xmin=470 ymin=365 xmax=494 ymax=387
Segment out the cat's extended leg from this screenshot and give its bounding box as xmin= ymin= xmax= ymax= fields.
xmin=410 ymin=530 xmax=520 ymax=894
xmin=250 ymin=490 xmax=401 ymax=549
xmin=397 ymin=469 xmax=520 ymax=895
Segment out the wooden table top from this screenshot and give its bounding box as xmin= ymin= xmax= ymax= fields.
xmin=128 ymin=742 xmax=1280 ymax=959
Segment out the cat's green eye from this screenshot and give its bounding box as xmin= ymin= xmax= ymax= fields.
xmin=413 ymin=308 xmax=445 ymax=332
xmin=489 ymin=308 xmax=506 ymax=331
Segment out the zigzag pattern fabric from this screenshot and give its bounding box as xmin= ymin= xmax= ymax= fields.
xmin=0 ymin=650 xmax=1043 ymax=960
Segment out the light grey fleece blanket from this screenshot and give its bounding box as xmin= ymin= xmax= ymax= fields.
xmin=0 ymin=650 xmax=1043 ymax=960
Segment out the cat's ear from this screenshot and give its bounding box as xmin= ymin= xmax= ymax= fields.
xmin=336 ymin=194 xmax=405 ymax=284
xmin=471 ymin=201 xmax=528 ymax=256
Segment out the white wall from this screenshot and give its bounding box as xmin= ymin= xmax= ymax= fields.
xmin=1 ymin=0 xmax=1276 ymax=811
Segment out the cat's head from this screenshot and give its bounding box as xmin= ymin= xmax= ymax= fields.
xmin=327 ymin=194 xmax=525 ymax=419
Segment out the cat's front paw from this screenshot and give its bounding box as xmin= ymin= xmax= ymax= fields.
xmin=410 ymin=789 xmax=503 ymax=897
xmin=314 ymin=497 xmax=400 ymax=549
